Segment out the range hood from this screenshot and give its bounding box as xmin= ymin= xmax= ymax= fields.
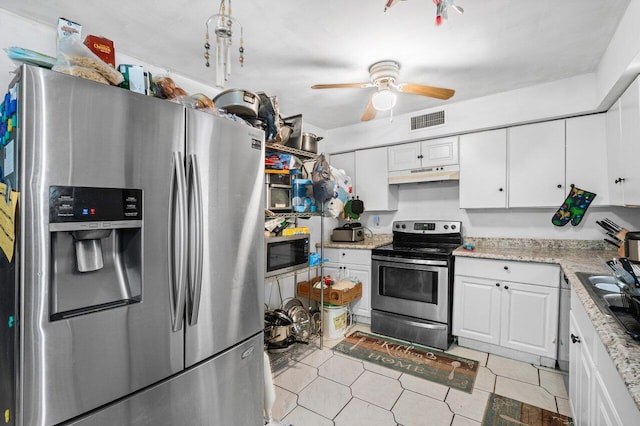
xmin=388 ymin=164 xmax=460 ymax=184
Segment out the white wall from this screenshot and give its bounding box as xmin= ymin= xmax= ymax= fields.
xmin=322 ymin=73 xmax=598 ymax=155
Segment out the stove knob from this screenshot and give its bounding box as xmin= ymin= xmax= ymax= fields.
xmin=444 ymin=225 xmax=449 ymax=230
xmin=401 ymin=224 xmax=406 ymax=229
xmin=451 ymin=224 xmax=457 ymax=230
xmin=395 ymin=224 xmax=400 ymax=229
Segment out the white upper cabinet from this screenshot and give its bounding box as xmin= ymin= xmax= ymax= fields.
xmin=617 ymin=76 xmax=640 ymax=205
xmin=508 ymin=120 xmax=566 ymax=208
xmin=565 ymin=114 xmax=609 ymax=206
xmin=330 ymin=149 xmax=396 ymax=211
xmin=606 ymin=99 xmax=624 ymax=205
xmin=459 ymin=129 xmax=508 ymax=208
xmin=388 ymin=136 xmax=458 ymax=172
xmin=387 ymin=142 xmax=422 ymax=171
xmin=355 ymin=147 xmax=398 ymax=211
xmin=421 ymin=137 xmax=459 ymax=167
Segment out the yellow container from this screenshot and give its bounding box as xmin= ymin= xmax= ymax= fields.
xmin=282 ymin=227 xmax=309 ymax=236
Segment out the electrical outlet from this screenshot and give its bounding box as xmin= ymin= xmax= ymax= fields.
xmin=373 ymin=216 xmax=380 ymax=227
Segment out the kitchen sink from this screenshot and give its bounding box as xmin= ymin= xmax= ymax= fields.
xmin=575 ymin=272 xmax=640 ymax=340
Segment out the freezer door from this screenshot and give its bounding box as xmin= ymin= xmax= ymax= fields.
xmin=184 ymin=109 xmax=264 ymax=366
xmin=17 ymin=66 xmax=185 ymax=425
xmin=66 ymin=333 xmax=264 ymax=426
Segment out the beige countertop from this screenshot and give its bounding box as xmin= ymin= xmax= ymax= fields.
xmin=454 ymin=238 xmax=640 ymax=409
xmin=320 ymin=233 xmax=392 ymax=250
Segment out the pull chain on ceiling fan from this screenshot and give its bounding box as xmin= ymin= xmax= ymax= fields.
xmin=311 ymin=60 xmax=455 ymax=122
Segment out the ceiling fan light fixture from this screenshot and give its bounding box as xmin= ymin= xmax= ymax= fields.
xmin=372 ymin=89 xmax=397 ymax=111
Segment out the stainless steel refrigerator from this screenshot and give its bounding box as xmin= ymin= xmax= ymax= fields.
xmin=0 ymin=65 xmax=264 ymax=425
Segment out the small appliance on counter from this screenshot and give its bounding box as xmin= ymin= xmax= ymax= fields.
xmin=331 ymin=222 xmax=365 ymax=242
xmin=625 ymin=232 xmax=640 ymax=263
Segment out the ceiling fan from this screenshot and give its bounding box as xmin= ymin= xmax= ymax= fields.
xmin=311 ymin=60 xmax=455 ymax=122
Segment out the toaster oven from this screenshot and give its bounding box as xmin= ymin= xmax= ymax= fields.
xmin=625 ymin=232 xmax=640 ymax=262
xmin=265 ymin=173 xmax=292 ymax=212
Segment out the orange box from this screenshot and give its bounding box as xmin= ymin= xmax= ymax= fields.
xmin=84 ymin=35 xmax=115 ymax=66
xmin=297 ymin=277 xmax=362 ymax=306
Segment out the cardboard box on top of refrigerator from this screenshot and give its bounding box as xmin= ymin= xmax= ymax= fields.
xmin=84 ymin=35 xmax=115 ymax=67
xmin=57 ymin=17 xmax=82 ymax=51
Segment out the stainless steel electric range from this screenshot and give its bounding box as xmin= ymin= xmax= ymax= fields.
xmin=371 ymin=220 xmax=462 ymax=350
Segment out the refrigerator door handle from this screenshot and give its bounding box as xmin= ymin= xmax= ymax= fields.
xmin=187 ymin=154 xmax=204 ymax=325
xmin=168 ymin=151 xmax=188 ymax=332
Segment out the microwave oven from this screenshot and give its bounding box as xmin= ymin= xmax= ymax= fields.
xmin=265 ymin=234 xmax=310 ymax=277
xmin=265 ymin=173 xmax=292 ymax=212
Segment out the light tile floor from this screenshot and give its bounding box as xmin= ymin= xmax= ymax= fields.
xmin=267 ymin=324 xmax=571 ymax=426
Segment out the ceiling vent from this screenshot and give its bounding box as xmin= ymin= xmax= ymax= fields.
xmin=410 ymin=108 xmax=446 ymax=131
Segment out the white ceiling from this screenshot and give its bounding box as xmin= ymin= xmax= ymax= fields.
xmin=0 ymin=0 xmax=631 ymax=129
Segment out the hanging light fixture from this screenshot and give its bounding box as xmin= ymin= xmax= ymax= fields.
xmin=204 ymin=0 xmax=245 ymax=88
xmin=371 ymin=88 xmax=397 ymax=111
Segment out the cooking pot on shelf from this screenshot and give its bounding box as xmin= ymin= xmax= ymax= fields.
xmin=213 ymin=89 xmax=260 ymax=118
xmin=264 ymin=309 xmax=293 ymax=344
xmin=300 ymin=133 xmax=323 ymax=154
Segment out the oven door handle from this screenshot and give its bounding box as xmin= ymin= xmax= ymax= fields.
xmin=400 ymin=318 xmax=448 ymax=331
xmin=371 ymin=255 xmax=448 ymax=267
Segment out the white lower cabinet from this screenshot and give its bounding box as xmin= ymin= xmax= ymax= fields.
xmin=569 ymin=309 xmax=595 ymax=426
xmin=569 ymin=288 xmax=640 ymax=425
xmin=453 ymin=257 xmax=560 ymax=361
xmin=451 ymin=275 xmax=501 ymax=345
xmin=322 ymin=248 xmax=371 ymax=322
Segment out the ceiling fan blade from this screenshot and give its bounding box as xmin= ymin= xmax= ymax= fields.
xmin=361 ymin=98 xmax=377 ymax=121
xmin=311 ymin=83 xmax=374 ymax=89
xmin=396 ymin=83 xmax=455 ymax=100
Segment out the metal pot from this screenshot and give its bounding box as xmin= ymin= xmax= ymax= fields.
xmin=301 ymin=133 xmax=323 ymax=153
xmin=264 ymin=310 xmax=293 ymax=344
xmin=213 ymin=89 xmax=260 ymax=118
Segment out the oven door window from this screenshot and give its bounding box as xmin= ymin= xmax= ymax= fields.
xmin=379 ymin=264 xmax=438 ymax=304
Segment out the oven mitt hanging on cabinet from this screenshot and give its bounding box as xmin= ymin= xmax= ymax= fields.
xmin=551 ymin=184 xmax=596 ymax=227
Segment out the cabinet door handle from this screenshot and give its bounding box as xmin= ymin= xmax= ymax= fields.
xmin=571 ymin=333 xmax=581 ymax=344
xmin=503 ymin=266 xmax=509 ymax=270
xmin=615 ymin=177 xmax=626 ymax=184
xmin=498 ymin=188 xmax=504 ymax=192
xmin=504 ymin=285 xmax=509 ymax=290
xmin=557 ymin=184 xmax=563 ymax=189
xmin=495 ymin=283 xmax=500 ymax=287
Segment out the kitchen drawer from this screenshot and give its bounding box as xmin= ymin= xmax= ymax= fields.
xmin=322 ymin=248 xmax=371 ymax=266
xmin=455 ymin=257 xmax=560 ymax=288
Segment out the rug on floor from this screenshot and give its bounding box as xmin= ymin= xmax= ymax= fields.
xmin=482 ymin=393 xmax=574 ymax=426
xmin=332 ymin=331 xmax=478 ymax=393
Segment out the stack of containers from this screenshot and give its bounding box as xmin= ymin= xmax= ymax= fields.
xmin=292 ymin=179 xmax=316 ymax=213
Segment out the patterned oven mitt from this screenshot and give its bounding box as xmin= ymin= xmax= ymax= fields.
xmin=552 ymin=184 xmax=597 ymax=227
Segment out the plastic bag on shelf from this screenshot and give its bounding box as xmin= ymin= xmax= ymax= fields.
xmin=55 ymin=37 xmax=123 ymax=85
xmin=51 ymin=64 xmax=109 ymax=84
xmin=4 ymin=46 xmax=57 ymax=68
